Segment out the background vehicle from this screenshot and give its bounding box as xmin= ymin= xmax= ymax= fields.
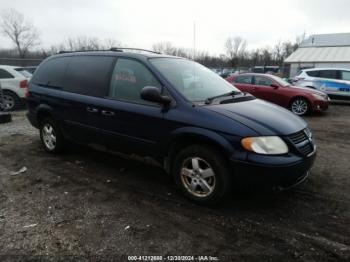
xmin=18 ymin=66 xmax=37 ymax=74
xmin=0 ymin=65 xmax=29 ymax=110
xmin=226 ymin=73 xmax=329 ymax=116
xmin=293 ymin=68 xmax=350 ymax=100
xmin=252 ymin=66 xmax=280 ymax=74
xmin=27 ymin=50 xmax=316 ymax=205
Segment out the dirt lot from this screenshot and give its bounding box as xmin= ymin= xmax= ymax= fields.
xmin=0 ymin=105 xmax=350 ymax=262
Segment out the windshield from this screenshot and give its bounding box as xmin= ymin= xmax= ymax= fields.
xmin=269 ymin=75 xmax=290 ymax=87
xmin=150 ymin=58 xmax=239 ymax=102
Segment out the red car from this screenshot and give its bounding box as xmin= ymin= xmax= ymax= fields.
xmin=226 ymin=73 xmax=329 ymax=116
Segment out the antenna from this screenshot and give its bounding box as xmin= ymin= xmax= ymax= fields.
xmin=193 ymin=21 xmax=196 ymax=61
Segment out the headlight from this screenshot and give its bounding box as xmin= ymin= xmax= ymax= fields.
xmin=241 ymin=136 xmax=288 ymax=155
xmin=312 ymin=93 xmax=327 ymax=100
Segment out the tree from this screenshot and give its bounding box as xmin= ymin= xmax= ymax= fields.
xmin=224 ymin=36 xmax=247 ymax=67
xmin=0 ymin=8 xmax=40 ymax=58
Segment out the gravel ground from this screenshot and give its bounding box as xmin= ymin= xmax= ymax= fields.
xmin=0 ymin=106 xmax=349 ymax=262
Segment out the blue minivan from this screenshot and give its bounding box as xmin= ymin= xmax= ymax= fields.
xmin=27 ymin=49 xmax=316 ymax=205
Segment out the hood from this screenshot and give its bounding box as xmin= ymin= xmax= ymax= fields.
xmin=208 ymin=99 xmax=307 ymax=136
xmin=287 ymin=85 xmax=327 ymax=96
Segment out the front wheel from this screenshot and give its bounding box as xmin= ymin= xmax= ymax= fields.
xmin=290 ymin=98 xmax=310 ymax=116
xmin=172 ymin=145 xmax=232 ymax=205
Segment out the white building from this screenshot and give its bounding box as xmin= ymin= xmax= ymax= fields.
xmin=285 ymin=33 xmax=350 ymax=77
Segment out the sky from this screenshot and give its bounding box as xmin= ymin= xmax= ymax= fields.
xmin=1 ymin=0 xmax=350 ymax=55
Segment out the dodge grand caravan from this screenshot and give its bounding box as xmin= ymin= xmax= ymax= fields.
xmin=27 ymin=49 xmax=316 ymax=205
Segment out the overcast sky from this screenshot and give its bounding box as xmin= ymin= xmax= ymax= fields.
xmin=1 ymin=0 xmax=350 ymax=55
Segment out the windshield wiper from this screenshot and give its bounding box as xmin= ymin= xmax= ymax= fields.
xmin=205 ymin=91 xmax=241 ymax=105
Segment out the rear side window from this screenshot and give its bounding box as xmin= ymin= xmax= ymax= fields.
xmin=341 ymin=71 xmax=350 ymax=81
xmin=234 ymin=75 xmax=252 ymax=84
xmin=318 ymin=70 xmax=338 ymax=79
xmin=109 ymin=58 xmax=161 ymax=105
xmin=306 ymin=70 xmax=319 ymax=77
xmin=63 ymin=56 xmax=115 ymax=97
xmin=31 ymin=57 xmax=70 ymax=87
xmin=0 ymin=69 xmax=14 ymax=79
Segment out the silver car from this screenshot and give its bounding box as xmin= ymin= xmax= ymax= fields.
xmin=293 ymin=68 xmax=350 ymax=99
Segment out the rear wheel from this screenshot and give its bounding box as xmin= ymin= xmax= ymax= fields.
xmin=2 ymin=90 xmax=20 ymax=111
xmin=291 ymin=98 xmax=309 ymax=116
xmin=39 ymin=117 xmax=65 ymax=153
xmin=172 ymin=145 xmax=232 ymax=205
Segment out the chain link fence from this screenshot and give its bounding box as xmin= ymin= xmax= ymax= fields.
xmin=0 ymin=58 xmax=43 ymax=67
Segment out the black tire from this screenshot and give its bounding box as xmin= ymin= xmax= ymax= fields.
xmin=290 ymin=97 xmax=310 ymax=116
xmin=172 ymin=145 xmax=232 ymax=205
xmin=2 ymin=90 xmax=20 ymax=111
xmin=39 ymin=117 xmax=65 ymax=154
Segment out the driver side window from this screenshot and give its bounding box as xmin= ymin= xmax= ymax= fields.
xmin=109 ymin=58 xmax=162 ymax=105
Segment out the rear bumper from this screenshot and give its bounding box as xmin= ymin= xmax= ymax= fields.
xmin=231 ymin=152 xmax=316 ymax=189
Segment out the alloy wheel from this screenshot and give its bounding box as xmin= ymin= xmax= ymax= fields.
xmin=42 ymin=123 xmax=57 ymax=150
xmin=180 ymin=157 xmax=216 ymax=198
xmin=3 ymin=95 xmax=15 ymax=111
xmin=291 ymin=99 xmax=308 ymax=115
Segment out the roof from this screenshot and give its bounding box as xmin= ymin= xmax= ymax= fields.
xmin=300 ymin=33 xmax=350 ymax=47
xmin=285 ymin=46 xmax=350 ymax=63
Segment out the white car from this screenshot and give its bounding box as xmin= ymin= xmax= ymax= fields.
xmin=0 ymin=65 xmax=31 ymax=110
xmin=293 ymin=68 xmax=350 ymax=100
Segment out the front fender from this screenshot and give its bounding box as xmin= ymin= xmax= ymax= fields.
xmin=165 ymin=126 xmax=235 ymax=157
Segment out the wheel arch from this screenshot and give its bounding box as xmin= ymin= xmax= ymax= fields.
xmin=36 ymin=104 xmax=54 ymax=125
xmin=164 ymin=127 xmax=234 ymax=173
xmin=289 ymin=95 xmax=311 ymax=108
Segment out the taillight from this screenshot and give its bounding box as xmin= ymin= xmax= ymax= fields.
xmin=25 ymin=88 xmax=30 ymax=98
xmin=20 ymin=80 xmax=28 ymax=88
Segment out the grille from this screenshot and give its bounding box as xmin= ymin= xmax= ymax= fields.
xmin=288 ymin=130 xmax=308 ymax=144
xmin=287 ymin=129 xmax=314 ymax=156
xmin=299 ymin=143 xmax=313 ymax=155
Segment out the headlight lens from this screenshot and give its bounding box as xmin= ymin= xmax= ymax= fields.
xmin=241 ymin=136 xmax=288 ymax=155
xmin=312 ymin=93 xmax=327 ymax=100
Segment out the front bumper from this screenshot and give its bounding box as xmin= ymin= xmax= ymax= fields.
xmin=312 ymin=100 xmax=329 ymax=112
xmin=231 ymin=151 xmax=316 ymax=189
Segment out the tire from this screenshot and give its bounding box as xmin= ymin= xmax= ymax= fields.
xmin=2 ymin=90 xmax=20 ymax=111
xmin=290 ymin=97 xmax=310 ymax=116
xmin=172 ymin=145 xmax=232 ymax=205
xmin=39 ymin=117 xmax=65 ymax=153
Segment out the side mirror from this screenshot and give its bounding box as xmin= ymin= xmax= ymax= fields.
xmin=140 ymin=86 xmax=172 ymax=105
xmin=270 ymin=83 xmax=279 ymax=89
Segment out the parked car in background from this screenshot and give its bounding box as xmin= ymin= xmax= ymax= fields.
xmin=27 ymin=50 xmax=316 ymax=205
xmin=14 ymin=67 xmax=33 ymax=78
xmin=293 ymin=68 xmax=350 ymax=100
xmin=226 ymin=73 xmax=329 ymax=116
xmin=0 ymin=65 xmax=29 ymax=110
xmin=252 ymin=66 xmax=280 ymax=74
xmin=17 ymin=66 xmax=37 ymax=74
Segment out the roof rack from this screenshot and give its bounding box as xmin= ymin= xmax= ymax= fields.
xmin=109 ymin=47 xmax=161 ymax=54
xmin=58 ymin=47 xmax=161 ymax=55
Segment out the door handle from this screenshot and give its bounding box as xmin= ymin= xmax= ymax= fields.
xmin=86 ymin=107 xmax=99 ymax=113
xmin=102 ymin=110 xmax=115 ymax=116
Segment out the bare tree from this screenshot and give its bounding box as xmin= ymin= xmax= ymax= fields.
xmin=224 ymin=36 xmax=247 ymax=67
xmin=0 ymin=8 xmax=40 ymax=58
xmin=51 ymin=36 xmax=121 ymax=53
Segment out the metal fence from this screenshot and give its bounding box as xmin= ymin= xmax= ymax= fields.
xmin=0 ymin=58 xmax=43 ymax=67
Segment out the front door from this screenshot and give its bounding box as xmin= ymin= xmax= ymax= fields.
xmin=99 ymin=58 xmax=167 ymax=157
